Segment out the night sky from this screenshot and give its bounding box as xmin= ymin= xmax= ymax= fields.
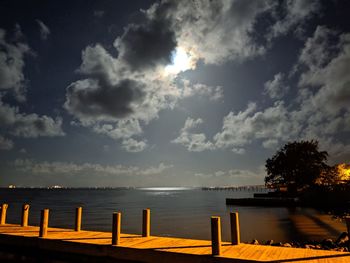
xmin=0 ymin=0 xmax=349 ymax=187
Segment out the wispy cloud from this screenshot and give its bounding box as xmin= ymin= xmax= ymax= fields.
xmin=264 ymin=73 xmax=289 ymax=99
xmin=172 ymin=117 xmax=214 ymax=152
xmin=0 ymin=135 xmax=13 ymax=150
xmin=36 ymin=19 xmax=50 ymax=40
xmin=13 ymin=159 xmax=173 ymax=177
xmin=93 ymin=10 xmax=105 ymax=18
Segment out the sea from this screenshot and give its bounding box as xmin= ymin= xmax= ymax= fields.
xmin=0 ymin=187 xmax=339 ymax=243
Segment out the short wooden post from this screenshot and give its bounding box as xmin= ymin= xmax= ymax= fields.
xmin=230 ymin=212 xmax=240 ymax=245
xmin=75 ymin=207 xmax=82 ymax=231
xmin=142 ymin=208 xmax=150 ymax=237
xmin=346 ymin=217 xmax=350 ymax=249
xmin=0 ymin=204 xmax=8 ymax=225
xmin=112 ymin=212 xmax=121 ymax=245
xmin=21 ymin=204 xmax=30 ymax=227
xmin=211 ymin=216 xmax=222 ymax=256
xmin=39 ymin=209 xmax=49 ymax=238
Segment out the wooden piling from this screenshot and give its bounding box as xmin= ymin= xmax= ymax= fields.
xmin=39 ymin=209 xmax=49 ymax=238
xmin=142 ymin=208 xmax=150 ymax=237
xmin=112 ymin=212 xmax=121 ymax=245
xmin=345 ymin=216 xmax=350 ymax=233
xmin=211 ymin=216 xmax=222 ymax=256
xmin=230 ymin=212 xmax=240 ymax=245
xmin=21 ymin=204 xmax=30 ymax=227
xmin=75 ymin=207 xmax=82 ymax=231
xmin=0 ymin=204 xmax=8 ymax=225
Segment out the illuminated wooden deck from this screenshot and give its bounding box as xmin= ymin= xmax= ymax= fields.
xmin=1 ymin=224 xmax=350 ymax=263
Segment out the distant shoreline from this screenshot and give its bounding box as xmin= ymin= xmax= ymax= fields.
xmin=0 ymin=185 xmax=267 ymax=190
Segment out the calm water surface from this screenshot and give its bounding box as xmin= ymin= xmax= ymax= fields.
xmin=0 ymin=188 xmax=328 ymax=242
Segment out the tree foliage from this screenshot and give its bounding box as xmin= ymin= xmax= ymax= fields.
xmin=265 ymin=140 xmax=329 ymax=193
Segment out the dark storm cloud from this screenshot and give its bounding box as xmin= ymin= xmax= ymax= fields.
xmin=115 ymin=19 xmax=177 ymax=71
xmin=65 ymin=78 xmax=145 ymax=121
xmin=64 ymin=44 xmax=149 ymax=123
xmin=64 ymin=5 xmax=179 ymax=125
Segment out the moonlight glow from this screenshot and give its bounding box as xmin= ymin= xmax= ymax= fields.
xmin=165 ymin=47 xmax=193 ymax=75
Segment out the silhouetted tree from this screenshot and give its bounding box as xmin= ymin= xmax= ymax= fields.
xmin=265 ymin=140 xmax=329 ymax=194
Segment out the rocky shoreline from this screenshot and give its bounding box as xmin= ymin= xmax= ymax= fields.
xmin=250 ymin=232 xmax=349 ymax=252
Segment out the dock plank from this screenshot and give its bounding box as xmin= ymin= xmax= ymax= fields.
xmin=1 ymin=224 xmax=349 ymax=262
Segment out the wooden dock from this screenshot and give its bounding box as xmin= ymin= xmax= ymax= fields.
xmin=1 ymin=204 xmax=350 ymax=262
xmin=2 ymin=224 xmax=350 ymax=263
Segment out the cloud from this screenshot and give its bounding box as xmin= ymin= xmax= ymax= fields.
xmin=64 ymin=0 xmax=275 ymax=123
xmin=180 ymin=80 xmax=223 ymax=101
xmin=296 ymin=26 xmax=350 ymax=118
xmin=175 ymin=30 xmax=349 ymax=155
xmin=0 ymin=135 xmax=13 ymax=150
xmin=65 ymin=78 xmax=146 ymax=122
xmin=64 ymin=0 xmax=321 ymax=152
xmin=173 ymin=101 xmax=299 ymax=153
xmin=264 ymin=73 xmax=289 ymax=99
xmin=93 ymin=10 xmax=105 ymax=18
xmin=146 ymin=0 xmax=320 ymax=64
xmin=0 ymin=28 xmax=30 ymax=101
xmin=268 ymin=0 xmax=320 ymax=39
xmin=293 ymin=26 xmax=350 ymax=156
xmin=172 ymin=25 xmax=350 ymax=161
xmin=172 ymin=117 xmax=214 ymax=152
xmin=262 ymin=138 xmax=279 ymax=149
xmin=0 ymin=27 xmax=64 ymax=142
xmin=14 ymin=24 xmax=24 ymax=40
xmin=121 ymin=138 xmax=147 ymax=152
xmin=13 ymin=159 xmax=173 ymax=177
xmin=114 ymin=19 xmax=177 ymax=71
xmin=221 ymin=169 xmax=262 ymax=179
xmin=213 ymin=101 xmax=300 ymax=152
xmin=155 ymin=0 xmax=274 ymax=65
xmin=64 ymin=43 xmax=180 ymax=123
xmin=297 ymin=26 xmax=339 ymax=75
xmin=36 ymin=19 xmax=50 ymax=40
xmin=19 ymin=148 xmax=26 ymax=154
xmin=194 ymin=166 xmax=265 ymax=186
xmin=0 ymin=99 xmax=65 ymax=138
xmin=92 ymin=119 xmax=143 ymax=140
xmin=63 ymin=29 xmax=178 ymax=151
xmin=138 ymin=162 xmax=173 ymax=176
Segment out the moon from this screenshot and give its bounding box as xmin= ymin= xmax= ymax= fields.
xmin=165 ymin=47 xmax=194 ymax=75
